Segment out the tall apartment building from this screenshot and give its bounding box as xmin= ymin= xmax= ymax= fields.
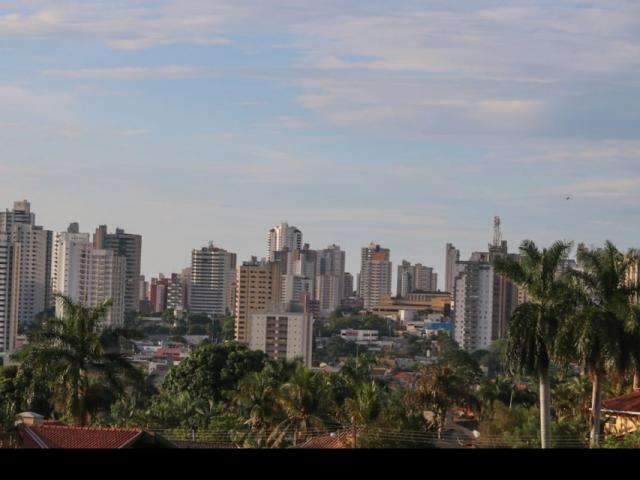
xmin=51 ymin=224 xmax=126 ymax=327
xmin=181 ymin=267 xmax=192 ymax=311
xmin=359 ymin=243 xmax=392 ymax=310
xmin=234 ymin=257 xmax=282 ymax=343
xmin=266 ymin=222 xmax=302 ymax=261
xmin=343 ymin=272 xmax=354 ymax=298
xmin=248 ymin=307 xmax=313 ymax=367
xmin=452 ymin=238 xmax=519 ymax=351
xmin=166 ymin=273 xmax=184 ymax=312
xmin=189 ymin=245 xmax=237 ymax=317
xmin=149 ymin=275 xmax=169 ymax=314
xmin=397 ymin=260 xmax=438 ymax=297
xmin=314 ymin=244 xmax=345 ymax=315
xmin=453 ymin=261 xmax=494 ymax=351
xmin=0 ymin=201 xmax=52 ymax=353
xmin=94 ymin=225 xmax=142 ymax=313
xmin=445 ymin=243 xmax=460 ymax=293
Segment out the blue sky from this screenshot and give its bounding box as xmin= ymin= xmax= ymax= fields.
xmin=1 ymin=0 xmax=639 ymax=284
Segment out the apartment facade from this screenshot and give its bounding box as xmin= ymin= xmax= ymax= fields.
xmin=397 ymin=260 xmax=438 ymax=297
xmin=234 ymin=257 xmax=282 ymax=343
xmin=189 ymin=245 xmax=237 ymax=317
xmin=359 ymin=243 xmax=392 ymax=310
xmin=0 ymin=201 xmax=52 ymax=353
xmin=266 ymin=222 xmax=302 ymax=261
xmin=248 ymin=310 xmax=313 ymax=367
xmin=94 ymin=225 xmax=142 ymax=313
xmin=52 ymin=225 xmax=126 ymax=327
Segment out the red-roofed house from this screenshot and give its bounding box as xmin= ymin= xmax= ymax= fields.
xmin=297 ymin=429 xmax=359 ymax=449
xmin=602 ymin=389 xmax=640 ymax=436
xmin=13 ymin=412 xmax=173 ymax=449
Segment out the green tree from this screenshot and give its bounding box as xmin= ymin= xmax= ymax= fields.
xmin=27 ymin=295 xmax=143 ymax=425
xmin=162 ymin=342 xmax=266 ymax=404
xmin=272 ymin=364 xmax=334 ymax=446
xmin=558 ymin=242 xmax=640 ymax=447
xmin=494 ymin=239 xmax=574 ymax=448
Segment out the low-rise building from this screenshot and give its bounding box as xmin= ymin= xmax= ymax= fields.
xmin=248 ymin=308 xmax=313 ymax=367
xmin=339 ymin=329 xmax=379 ymax=344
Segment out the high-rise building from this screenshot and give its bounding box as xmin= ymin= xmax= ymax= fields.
xmin=314 ymin=244 xmax=345 ymax=315
xmin=166 ymin=273 xmax=184 ymax=312
xmin=234 ymin=257 xmax=282 ymax=343
xmin=248 ymin=307 xmax=313 ymax=367
xmin=452 ymin=223 xmax=520 ymax=351
xmin=445 ymin=243 xmax=460 ymax=293
xmin=149 ymin=275 xmax=169 ymax=314
xmin=359 ymin=243 xmax=392 ymax=310
xmin=0 ymin=201 xmax=52 ymax=352
xmin=343 ymin=272 xmax=354 ymax=298
xmin=266 ymin=222 xmax=302 ymax=261
xmin=396 ymin=260 xmax=438 ymax=297
xmin=181 ymin=267 xmax=192 ymax=311
xmin=453 ymin=260 xmax=494 ymax=351
xmin=85 ymin=249 xmax=126 ymax=327
xmin=52 ymin=224 xmax=126 ymax=327
xmin=93 ymin=225 xmax=142 ymax=313
xmin=189 ymin=245 xmax=237 ymax=317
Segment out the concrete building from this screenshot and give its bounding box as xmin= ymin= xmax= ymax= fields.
xmin=314 ymin=244 xmax=345 ymax=316
xmin=266 ymin=222 xmax=302 ymax=261
xmin=234 ymin=257 xmax=283 ymax=343
xmin=189 ymin=245 xmax=236 ymax=317
xmin=397 ymin=260 xmax=438 ymax=297
xmin=248 ymin=307 xmax=313 ymax=367
xmin=149 ymin=275 xmax=169 ymax=314
xmin=444 ymin=243 xmax=460 ymax=294
xmin=93 ymin=225 xmax=142 ymax=313
xmin=359 ymin=243 xmax=392 ymax=310
xmin=343 ymin=272 xmax=354 ymax=298
xmin=52 ymin=224 xmax=126 ymax=327
xmin=451 ymin=239 xmax=519 ymax=351
xmin=166 ymin=273 xmax=184 ymax=312
xmin=340 ymin=329 xmax=379 ymax=344
xmin=0 ymin=201 xmax=52 ymax=353
xmin=453 ymin=261 xmax=494 ymax=351
xmin=373 ymin=292 xmax=452 ymax=319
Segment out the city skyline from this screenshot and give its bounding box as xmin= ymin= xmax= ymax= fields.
xmin=2 ymin=0 xmax=639 ymax=287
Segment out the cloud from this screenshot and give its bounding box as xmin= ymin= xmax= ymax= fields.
xmin=0 ymin=1 xmax=241 ymax=50
xmin=43 ymin=66 xmax=219 ymax=80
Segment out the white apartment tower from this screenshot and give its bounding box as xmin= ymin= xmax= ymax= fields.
xmin=0 ymin=201 xmax=52 ymax=353
xmin=190 ymin=244 xmax=237 ymax=317
xmin=453 ymin=261 xmax=494 ymax=351
xmin=51 ymin=224 xmax=126 ymax=328
xmin=266 ymin=222 xmax=302 ymax=261
xmin=359 ymin=243 xmax=392 ymax=310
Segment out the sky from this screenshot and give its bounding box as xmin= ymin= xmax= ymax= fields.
xmin=1 ymin=0 xmax=639 ymax=286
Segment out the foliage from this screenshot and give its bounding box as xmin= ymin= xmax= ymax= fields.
xmin=161 ymin=342 xmax=266 ymax=404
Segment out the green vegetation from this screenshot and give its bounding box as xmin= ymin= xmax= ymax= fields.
xmin=2 ymin=240 xmax=640 ymax=449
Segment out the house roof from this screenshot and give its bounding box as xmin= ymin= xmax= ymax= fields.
xmin=602 ymin=389 xmax=640 ymax=414
xmin=17 ymin=423 xmax=147 ymax=449
xmin=297 ymin=429 xmax=359 ymax=449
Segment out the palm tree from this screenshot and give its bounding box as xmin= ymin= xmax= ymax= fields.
xmin=559 ymin=242 xmax=640 ymax=447
xmin=410 ymin=362 xmax=477 ymax=438
xmin=272 ymin=365 xmax=334 ymax=446
xmin=29 ymin=294 xmax=143 ymax=425
xmin=494 ymin=240 xmax=574 ymax=448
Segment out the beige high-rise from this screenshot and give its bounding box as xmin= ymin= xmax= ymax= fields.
xmin=234 ymin=257 xmax=282 ymax=343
